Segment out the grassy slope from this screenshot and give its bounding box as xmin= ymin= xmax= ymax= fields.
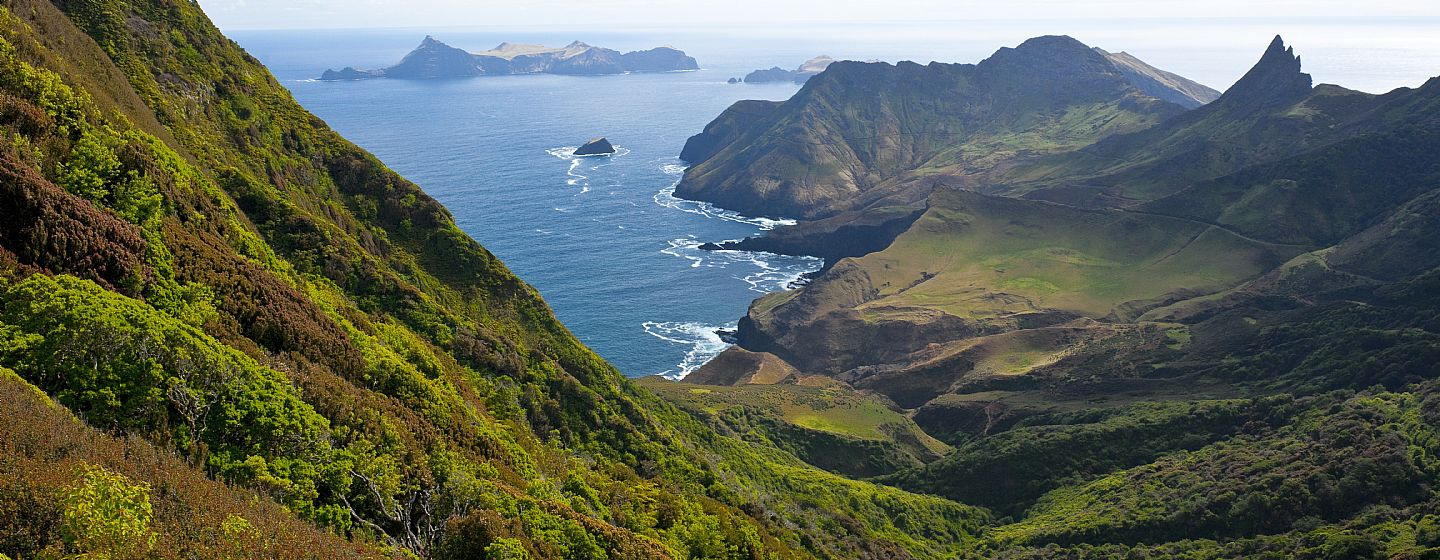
xmin=735 ymin=187 xmax=1300 ymax=384
xmin=640 ymin=378 xmax=950 ymax=478
xmin=0 ymin=0 xmax=990 ymax=558
xmin=854 ymin=189 xmax=1298 ymax=319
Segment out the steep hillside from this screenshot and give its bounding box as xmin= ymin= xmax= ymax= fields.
xmin=994 ymin=36 xmax=1440 ymax=210
xmin=0 ymin=0 xmax=991 ymax=558
xmin=674 ymin=36 xmax=1205 ymax=220
xmin=639 ymin=376 xmax=950 ymax=478
xmin=664 ymin=33 xmax=1440 ymax=559
xmin=0 ymin=369 xmax=389 ymax=558
xmin=1093 ymin=48 xmax=1220 ymax=108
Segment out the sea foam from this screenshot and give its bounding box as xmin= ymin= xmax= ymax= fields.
xmin=653 ymin=161 xmax=796 ymax=231
xmin=547 ymin=146 xmax=630 ymax=194
xmin=645 ymin=161 xmax=821 ymax=379
xmin=642 ymin=320 xmax=736 ymax=379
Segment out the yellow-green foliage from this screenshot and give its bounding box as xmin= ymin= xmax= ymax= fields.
xmin=0 ymin=1 xmax=995 ymax=558
xmin=58 ymin=464 xmax=157 ymax=558
xmin=485 ymin=538 xmax=530 ymax=559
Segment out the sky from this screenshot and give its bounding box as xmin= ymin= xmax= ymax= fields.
xmin=198 ymin=0 xmax=1440 ymax=30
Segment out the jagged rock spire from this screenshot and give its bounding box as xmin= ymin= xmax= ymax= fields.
xmin=1218 ymin=35 xmax=1313 ymax=109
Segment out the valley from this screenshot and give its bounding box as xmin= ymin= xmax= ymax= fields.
xmin=663 ymin=31 xmax=1440 ymax=559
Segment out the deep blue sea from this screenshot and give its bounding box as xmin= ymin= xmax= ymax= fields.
xmin=228 ymin=22 xmax=1440 ymax=377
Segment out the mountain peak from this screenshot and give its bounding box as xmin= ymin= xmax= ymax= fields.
xmin=1013 ymin=35 xmax=1094 ymax=56
xmin=976 ymin=34 xmax=1120 ymax=91
xmin=980 ymin=35 xmax=1107 ymax=73
xmin=1218 ymin=35 xmax=1313 ymax=109
xmin=418 ymin=35 xmax=450 ymax=49
xmin=1266 ymin=34 xmax=1287 ymax=54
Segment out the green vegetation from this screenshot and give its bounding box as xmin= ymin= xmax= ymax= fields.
xmin=58 ymin=464 xmax=157 ymax=558
xmin=641 ymin=379 xmax=949 ymax=477
xmin=0 ymin=0 xmax=991 ymax=558
xmin=853 ymin=188 xmax=1298 ymax=319
xmin=5 ymin=1 xmax=1440 ymax=557
xmin=982 ymin=387 xmax=1440 ymax=556
xmin=879 ymin=399 xmax=1260 ymax=516
xmin=667 ymin=32 xmax=1440 ymax=560
xmin=0 ymin=368 xmax=389 ymax=558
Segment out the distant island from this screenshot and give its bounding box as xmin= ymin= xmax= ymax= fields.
xmin=320 ymin=36 xmax=699 ymax=80
xmin=733 ymin=55 xmax=836 ymax=84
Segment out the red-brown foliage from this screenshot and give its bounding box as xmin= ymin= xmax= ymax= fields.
xmin=0 ymin=373 xmax=394 ymax=559
xmin=0 ymin=154 xmax=149 ymax=294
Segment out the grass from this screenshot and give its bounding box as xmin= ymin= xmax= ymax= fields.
xmin=641 ymin=379 xmax=951 ymax=456
xmin=845 ymin=189 xmax=1302 ymax=321
xmin=1164 ymin=325 xmax=1192 ymax=349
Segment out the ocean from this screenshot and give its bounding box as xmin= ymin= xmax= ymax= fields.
xmin=227 ymin=19 xmax=1440 ymax=377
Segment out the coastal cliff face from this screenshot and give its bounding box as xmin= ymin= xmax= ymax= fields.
xmin=320 ymin=37 xmax=698 ymax=80
xmin=675 ymin=36 xmax=1202 ymax=220
xmin=664 ymin=36 xmax=1440 ymax=557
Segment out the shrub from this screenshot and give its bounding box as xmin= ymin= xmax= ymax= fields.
xmin=58 ymin=464 xmax=156 ymax=558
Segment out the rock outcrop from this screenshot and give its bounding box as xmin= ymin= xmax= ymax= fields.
xmin=1211 ymin=34 xmax=1313 ymax=111
xmin=574 ymin=137 xmax=616 ymax=156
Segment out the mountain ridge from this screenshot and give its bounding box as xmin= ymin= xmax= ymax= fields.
xmin=320 ymin=35 xmax=699 ymax=80
xmin=666 ymin=33 xmax=1440 ymax=558
xmin=674 ymin=35 xmax=1213 ymax=220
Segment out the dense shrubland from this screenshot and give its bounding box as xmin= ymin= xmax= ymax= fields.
xmin=0 ymin=0 xmax=987 ymax=557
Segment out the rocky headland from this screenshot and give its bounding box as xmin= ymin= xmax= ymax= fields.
xmin=735 ymin=55 xmax=837 ymax=84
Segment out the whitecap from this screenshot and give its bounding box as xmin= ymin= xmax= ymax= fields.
xmin=658 ymin=236 xmax=821 ymax=292
xmin=653 ymin=182 xmax=798 ymax=231
xmin=643 ymin=321 xmax=736 ymax=379
xmin=652 ymin=161 xmax=797 ymax=231
xmin=660 ymin=237 xmax=711 ymax=269
xmin=550 ymin=146 xmax=630 ymax=194
xmin=548 ymin=146 xmax=631 ymax=160
xmin=545 ymin=146 xmax=578 ymax=159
